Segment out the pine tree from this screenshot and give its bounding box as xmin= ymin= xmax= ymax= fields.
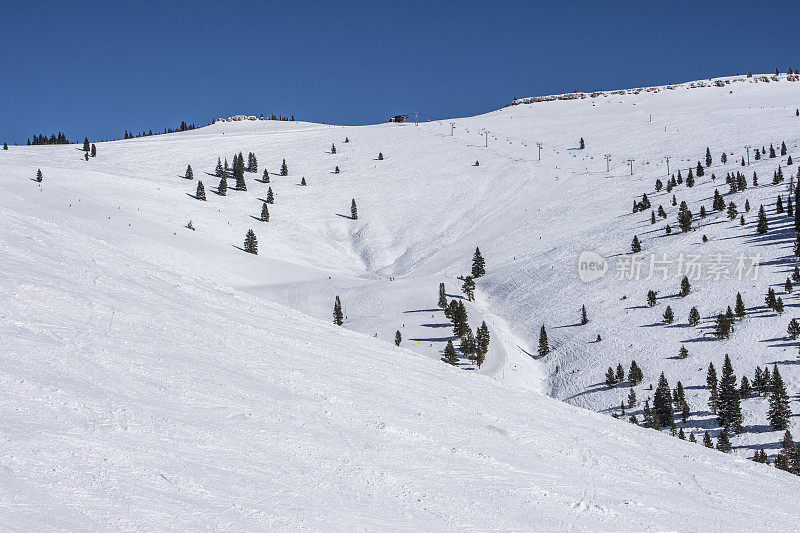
xmin=580 ymin=305 xmax=588 ymax=325
xmin=678 ymin=345 xmax=689 ymax=359
xmin=766 ymin=287 xmax=777 ymax=310
xmin=677 ymin=201 xmax=693 ymax=232
xmin=395 ymin=330 xmax=402 ymax=346
xmin=770 ymin=143 xmax=777 ymax=158
xmin=262 ymin=169 xmax=270 ymax=183
xmin=538 ymin=325 xmax=549 ymax=357
xmin=331 ymin=143 xmax=336 ymax=154
xmin=716 ymin=429 xmax=732 ymax=453
xmin=788 ymin=318 xmax=800 ymax=340
xmin=266 ymin=187 xmax=274 ymax=204
xmin=351 ymin=199 xmax=358 ymax=220
xmin=2 ymin=142 xmax=7 ymax=150
xmin=776 ymin=297 xmax=785 ymax=315
xmin=459 ymin=327 xmax=476 ymax=359
xmin=688 ymin=307 xmax=700 ymax=327
xmin=605 ymin=367 xmax=617 ymax=388
xmin=442 ymin=340 xmax=459 ymax=365
xmin=243 ymin=229 xmax=257 ymax=254
xmin=300 ymin=177 xmax=307 ymax=186
xmin=653 ymin=373 xmax=673 ymax=427
xmin=679 ymin=276 xmax=691 ymax=297
xmin=735 ymin=292 xmax=746 ymax=318
xmin=707 ymin=363 xmax=719 ymax=414
xmin=185 ymin=164 xmax=194 ymax=180
xmin=713 ymin=314 xmax=732 ymax=339
xmin=83 ymin=137 xmax=90 ymax=152
xmin=334 ymin=166 xmax=340 ymax=174
xmin=215 ymin=157 xmax=223 ymax=177
xmin=631 ymin=235 xmax=642 ymax=253
xmin=217 ymin=174 xmax=227 ymax=196
xmin=615 ymin=363 xmax=625 ymax=383
xmin=727 ymin=201 xmax=738 ymax=220
xmin=475 ymin=321 xmax=490 ymax=368
xmin=333 ymin=295 xmax=344 ymax=326
xmin=678 ymin=427 xmax=686 ymax=440
xmin=378 ymin=152 xmax=384 ymax=160
xmin=471 ymin=247 xmax=486 ymax=278
xmin=781 ymin=141 xmax=788 ymax=156
xmin=718 ymin=354 xmax=743 ymax=433
xmin=436 ymin=284 xmax=448 ymax=311
xmin=626 ymin=360 xmax=641 ymax=385
xmin=35 ymin=169 xmax=43 ymax=182
xmin=627 ymin=388 xmax=637 ymax=408
xmin=260 ymin=202 xmax=270 ymax=222
xmin=195 ymin=181 xmax=206 ymax=200
xmin=703 ymin=431 xmax=714 ymax=448
xmin=768 ymin=365 xmax=792 ymax=430
xmin=663 ymin=306 xmax=674 ymax=324
xmin=740 ymin=375 xmax=752 ymax=397
xmin=461 ymin=276 xmax=475 ymax=301
xmin=280 ymin=158 xmax=288 ymax=176
xmin=579 ymin=137 xmax=585 ymax=149
xmin=705 ymin=147 xmax=712 ymax=167
xmin=794 ymin=266 xmax=800 ymax=283
xmin=90 ymin=144 xmax=97 ymax=157
xmin=646 ymin=290 xmax=657 ymax=307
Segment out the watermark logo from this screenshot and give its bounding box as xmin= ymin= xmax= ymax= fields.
xmin=576 ymin=251 xmax=762 ymax=282
xmin=577 ymin=250 xmax=608 ymax=282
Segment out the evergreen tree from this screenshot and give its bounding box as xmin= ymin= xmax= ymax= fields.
xmin=579 ymin=137 xmax=585 ymax=149
xmin=218 ymin=174 xmax=227 ymax=196
xmin=280 ymin=158 xmax=288 ymax=176
xmin=475 ymin=321 xmax=490 ymax=368
xmin=678 ymin=345 xmax=689 ymax=359
xmin=615 ymin=363 xmax=625 ymax=383
xmin=776 ymin=297 xmax=785 ymax=315
xmin=334 ymin=166 xmax=340 ymax=174
xmin=333 ymin=295 xmax=344 ymax=326
xmin=688 ymin=307 xmax=701 ymax=326
xmin=243 ymin=229 xmax=257 ymax=254
xmin=735 ymin=292 xmax=746 ymax=318
xmin=266 ymin=187 xmax=274 ymax=204
xmin=703 ymin=431 xmax=714 ymax=448
xmin=378 ymin=152 xmax=384 ymax=160
xmin=781 ymin=141 xmax=787 ymax=156
xmin=2 ymin=142 xmax=7 ymax=150
xmin=718 ymin=354 xmax=743 ymax=433
xmin=629 ymin=360 xmax=643 ymax=385
xmin=646 ymin=290 xmax=657 ymax=307
xmin=90 ymin=144 xmax=96 ymax=157
xmin=351 ymin=199 xmax=358 ymax=220
xmin=605 ymin=367 xmax=617 ymax=388
xmin=459 ymin=327 xmax=476 ymax=359
xmin=777 ymin=195 xmax=785 ymax=213
xmin=215 ymin=158 xmax=223 ymax=177
xmin=716 ymin=429 xmax=732 ymax=453
xmin=331 ymin=143 xmax=336 ymax=154
xmin=788 ymin=318 xmax=800 ymax=340
xmin=755 ymin=204 xmax=768 ymax=234
xmin=679 ymin=276 xmax=691 ymax=297
xmin=627 ymin=388 xmax=637 ymax=408
xmin=663 ymin=306 xmax=674 ymax=324
xmin=442 ymin=340 xmax=459 ymax=365
xmin=195 ymin=181 xmax=206 ymax=200
xmin=471 ymin=248 xmax=486 ymax=278
xmin=35 ymin=169 xmax=43 ymax=182
xmin=770 ymin=143 xmax=777 ymax=158
xmin=83 ymin=137 xmax=90 ymax=152
xmin=300 ymin=177 xmax=307 ymax=186
xmin=395 ymin=330 xmax=402 ymax=346
xmin=714 ymin=314 xmax=732 ymax=339
xmin=580 ymin=305 xmax=588 ymax=325
xmin=727 ymin=201 xmax=738 ymax=220
xmin=185 ymin=164 xmax=194 ymax=180
xmin=707 ymin=363 xmax=719 ymax=414
xmin=538 ymin=325 xmax=549 ymax=357
xmin=766 ymin=287 xmax=777 ymax=310
xmin=461 ymin=276 xmax=475 ymax=301
xmin=631 ymin=235 xmax=642 ymax=253
xmin=653 ymin=373 xmax=673 ymax=427
xmin=677 ymin=201 xmax=693 ymax=232
xmin=705 ymin=147 xmax=712 ymax=167
xmin=768 ymin=365 xmax=792 ymax=430
xmin=262 ymin=169 xmax=270 ymax=183
xmin=437 ymin=283 xmax=448 ymax=310
xmin=260 ymin=202 xmax=270 ymax=222
xmin=740 ymin=375 xmax=752 ymax=397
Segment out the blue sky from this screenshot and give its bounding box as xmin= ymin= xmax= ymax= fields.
xmin=1 ymin=1 xmax=798 ymax=144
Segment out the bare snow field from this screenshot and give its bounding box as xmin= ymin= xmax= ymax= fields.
xmin=2 ymin=73 xmax=800 ymax=530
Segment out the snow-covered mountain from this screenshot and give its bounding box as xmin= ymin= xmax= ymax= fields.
xmin=3 ymin=72 xmax=800 ymax=530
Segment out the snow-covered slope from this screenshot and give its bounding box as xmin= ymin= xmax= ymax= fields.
xmin=3 ymin=72 xmax=800 ymax=529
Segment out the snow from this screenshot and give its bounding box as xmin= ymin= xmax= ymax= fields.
xmin=2 ymin=73 xmax=800 ymax=529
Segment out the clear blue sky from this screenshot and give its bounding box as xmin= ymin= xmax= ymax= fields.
xmin=1 ymin=1 xmax=797 ymax=144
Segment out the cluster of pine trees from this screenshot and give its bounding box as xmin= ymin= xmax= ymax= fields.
xmin=123 ymin=120 xmax=198 ymax=140
xmin=27 ymin=132 xmax=70 ymax=145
